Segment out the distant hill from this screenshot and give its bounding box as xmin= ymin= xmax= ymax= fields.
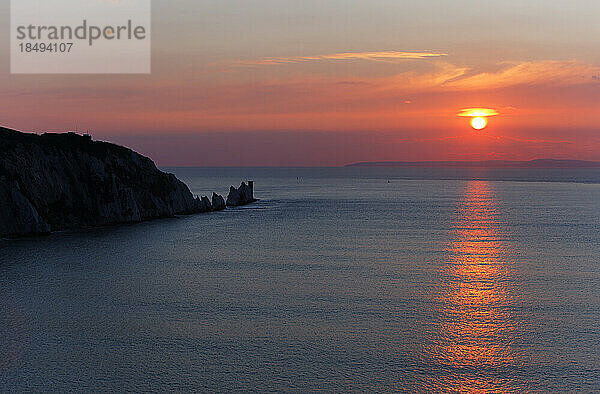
xmin=346 ymin=159 xmax=600 ymax=168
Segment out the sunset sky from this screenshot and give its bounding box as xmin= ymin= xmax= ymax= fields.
xmin=1 ymin=0 xmax=600 ymax=166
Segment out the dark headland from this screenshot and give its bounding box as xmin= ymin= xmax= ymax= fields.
xmin=347 ymin=160 xmax=600 ymax=168
xmin=0 ymin=127 xmax=256 ymax=238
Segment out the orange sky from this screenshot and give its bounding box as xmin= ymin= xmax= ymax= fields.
xmin=1 ymin=1 xmax=599 ymax=165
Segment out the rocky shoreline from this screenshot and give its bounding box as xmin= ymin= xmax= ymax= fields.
xmin=0 ymin=127 xmax=257 ymax=238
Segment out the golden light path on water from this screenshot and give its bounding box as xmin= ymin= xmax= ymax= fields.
xmin=425 ymin=181 xmax=522 ymax=392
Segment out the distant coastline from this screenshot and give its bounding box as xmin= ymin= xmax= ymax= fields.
xmin=346 ymin=159 xmax=600 ymax=168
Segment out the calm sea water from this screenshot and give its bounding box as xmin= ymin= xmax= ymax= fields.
xmin=1 ymin=167 xmax=600 ymax=392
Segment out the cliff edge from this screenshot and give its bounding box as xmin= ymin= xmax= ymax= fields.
xmin=0 ymin=127 xmax=219 ymax=238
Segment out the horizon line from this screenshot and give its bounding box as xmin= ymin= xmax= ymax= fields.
xmin=346 ymin=159 xmax=600 ymax=168
xmin=159 ymin=159 xmax=600 ymax=169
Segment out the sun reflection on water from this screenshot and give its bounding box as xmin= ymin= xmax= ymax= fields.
xmin=426 ymin=181 xmax=521 ymax=392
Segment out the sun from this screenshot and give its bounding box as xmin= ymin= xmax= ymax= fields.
xmin=458 ymin=108 xmax=498 ymax=131
xmin=471 ymin=117 xmax=487 ymax=130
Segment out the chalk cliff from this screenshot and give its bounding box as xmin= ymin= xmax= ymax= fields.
xmin=0 ymin=127 xmax=226 ymax=238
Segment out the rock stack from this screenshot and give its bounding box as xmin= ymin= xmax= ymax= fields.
xmin=226 ymin=181 xmax=257 ymax=207
xmin=212 ymin=192 xmax=226 ymax=211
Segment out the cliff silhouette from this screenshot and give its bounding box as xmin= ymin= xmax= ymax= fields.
xmin=0 ymin=127 xmax=224 ymax=238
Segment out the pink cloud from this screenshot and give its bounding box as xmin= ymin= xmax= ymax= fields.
xmin=231 ymin=51 xmax=448 ymax=66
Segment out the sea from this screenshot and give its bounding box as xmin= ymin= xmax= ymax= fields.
xmin=1 ymin=167 xmax=600 ymax=392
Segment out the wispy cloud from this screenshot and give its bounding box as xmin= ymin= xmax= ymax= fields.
xmin=381 ymin=60 xmax=600 ymax=94
xmin=446 ymin=60 xmax=600 ymax=90
xmin=457 ymin=108 xmax=500 ymax=117
xmin=234 ymin=51 xmax=448 ymax=66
